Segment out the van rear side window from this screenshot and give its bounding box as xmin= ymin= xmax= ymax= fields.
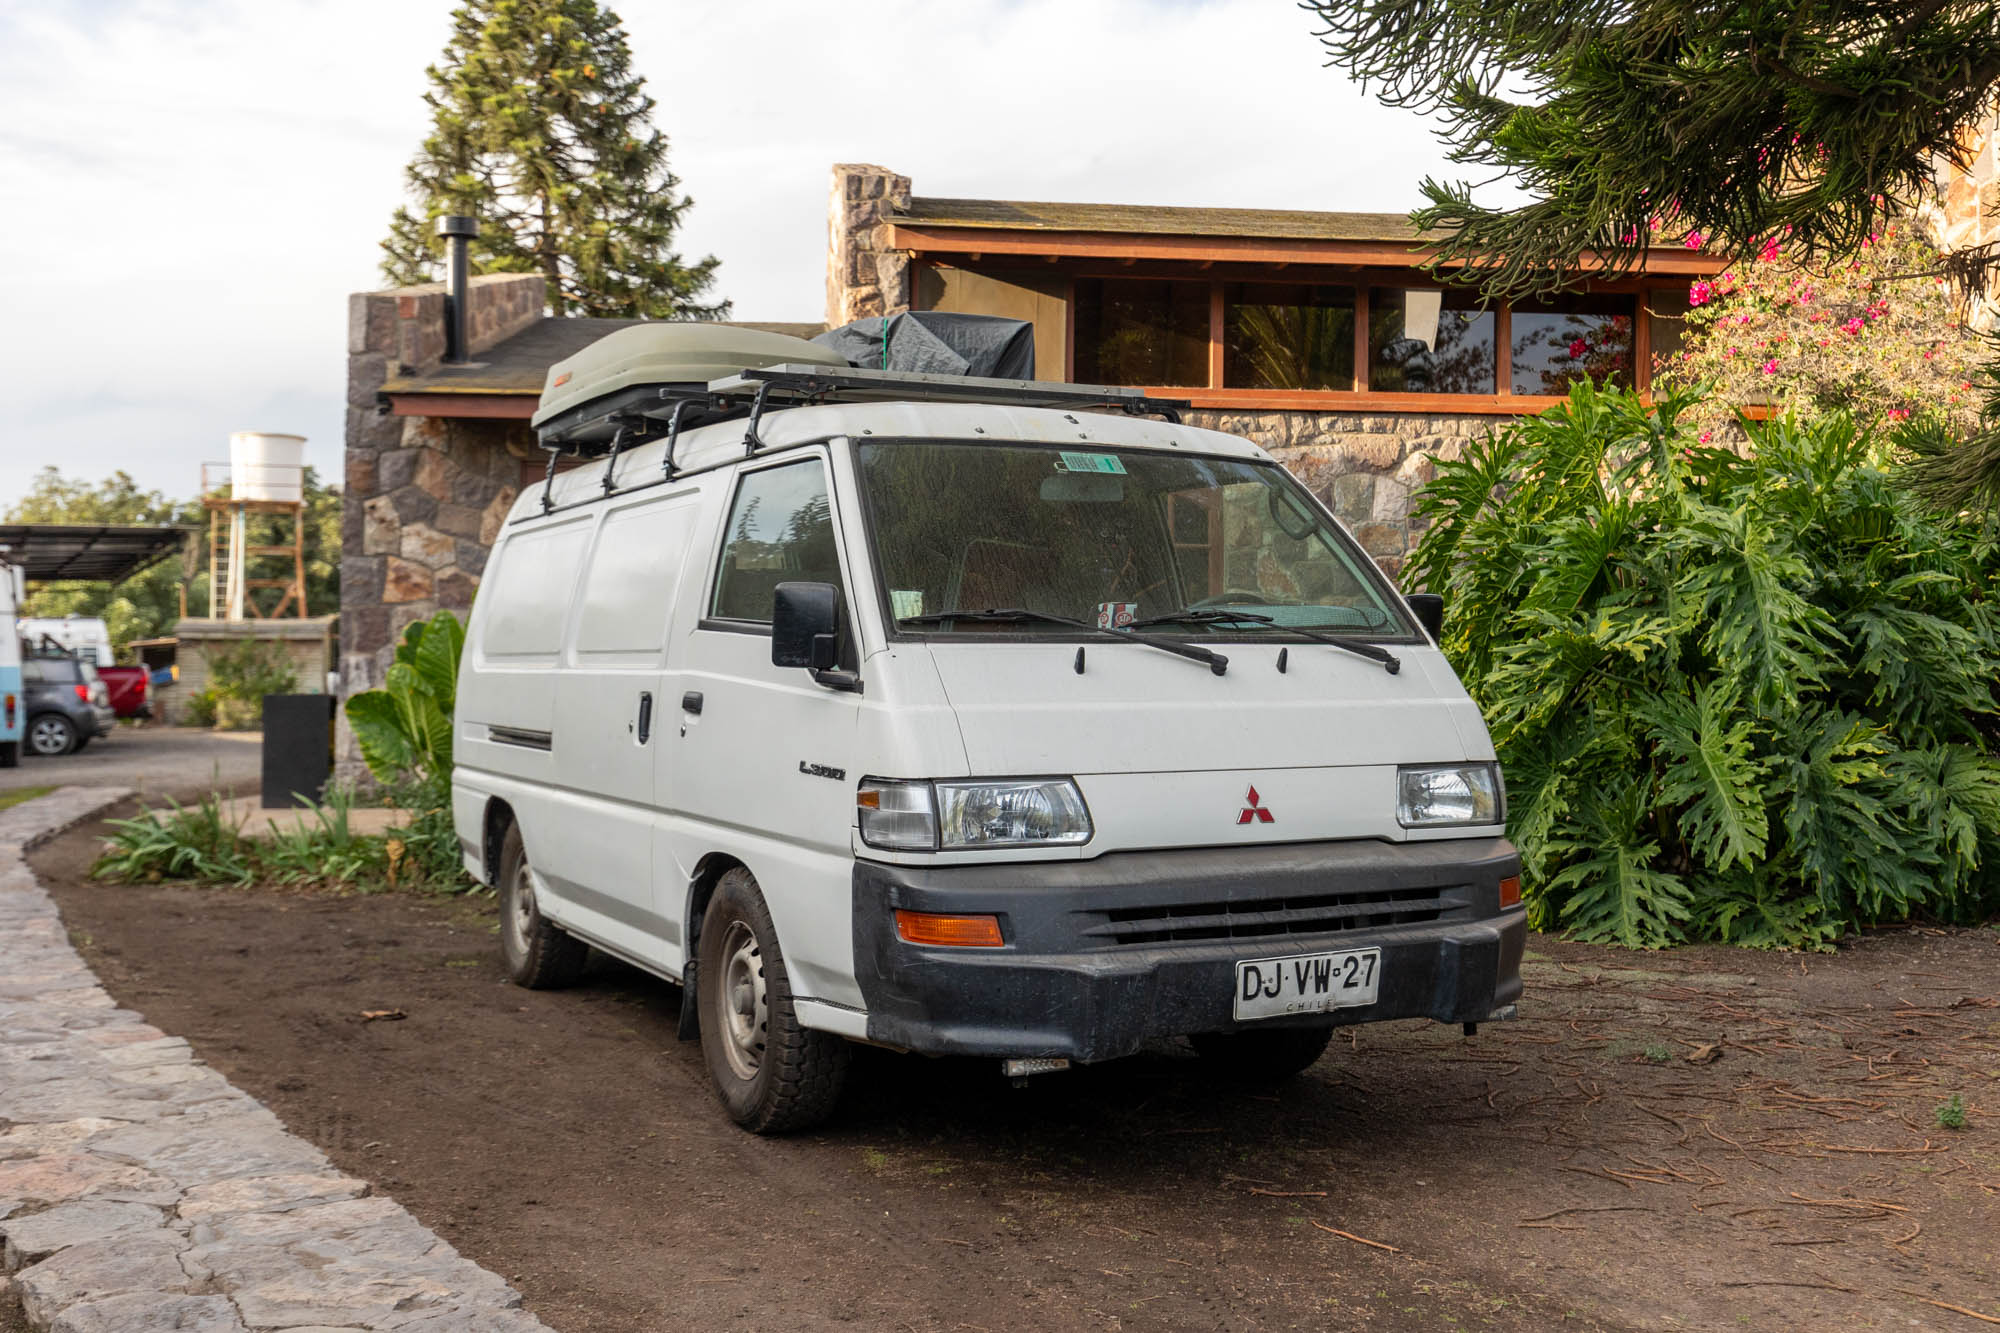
xmin=481 ymin=521 xmax=590 ymax=658
xmin=710 ymin=459 xmax=842 ymax=624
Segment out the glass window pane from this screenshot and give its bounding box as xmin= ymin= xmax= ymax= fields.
xmin=1367 ymin=288 xmax=1496 ymax=394
xmin=711 ymin=459 xmax=841 ymax=623
xmin=857 ymin=441 xmax=1412 ymax=637
xmin=1072 ymin=278 xmax=1209 ymax=387
xmin=1511 ymin=293 xmax=1637 ymax=394
xmin=1223 ymin=284 xmax=1355 ymax=390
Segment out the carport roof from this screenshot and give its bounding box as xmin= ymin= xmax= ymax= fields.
xmin=0 ymin=524 xmax=192 ymax=583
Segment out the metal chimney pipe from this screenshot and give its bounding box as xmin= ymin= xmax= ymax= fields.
xmin=436 ymin=215 xmax=479 ymax=364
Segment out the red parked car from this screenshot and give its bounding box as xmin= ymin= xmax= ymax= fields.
xmin=95 ymin=664 xmax=151 ymax=719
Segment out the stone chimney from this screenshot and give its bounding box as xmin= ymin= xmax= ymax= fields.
xmin=826 ymin=164 xmax=913 ymax=328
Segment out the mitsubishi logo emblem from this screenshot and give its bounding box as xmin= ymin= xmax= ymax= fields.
xmin=1237 ymin=786 xmax=1274 ymax=825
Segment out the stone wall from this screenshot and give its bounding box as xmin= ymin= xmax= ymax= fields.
xmin=1932 ymin=108 xmax=2000 ymax=328
xmin=1187 ymin=409 xmax=1495 ymax=583
xmin=826 ymin=164 xmax=912 ymax=327
xmin=341 ymin=273 xmax=545 ymax=776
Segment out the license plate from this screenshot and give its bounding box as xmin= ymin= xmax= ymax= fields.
xmin=1233 ymin=948 xmax=1382 ymax=1021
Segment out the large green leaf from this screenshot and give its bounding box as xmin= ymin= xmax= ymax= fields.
xmin=411 ymin=609 xmax=465 ymax=711
xmin=345 ymin=690 xmax=416 ymax=785
xmin=1640 ymin=680 xmax=1769 ymax=873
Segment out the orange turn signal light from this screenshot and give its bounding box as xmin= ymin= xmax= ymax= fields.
xmin=1499 ymin=875 xmax=1523 ymax=910
xmin=895 ymin=909 xmax=1004 ymax=948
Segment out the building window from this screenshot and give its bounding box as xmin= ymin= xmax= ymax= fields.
xmin=1222 ymin=284 xmax=1356 ymax=391
xmin=1072 ymin=278 xmax=1208 ymax=387
xmin=1511 ymin=293 xmax=1637 ymax=394
xmin=1367 ymin=288 xmax=1496 ymax=394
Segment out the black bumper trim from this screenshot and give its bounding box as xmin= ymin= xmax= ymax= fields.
xmin=853 ymin=837 xmax=1525 ymax=1062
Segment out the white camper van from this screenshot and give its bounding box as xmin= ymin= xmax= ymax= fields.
xmin=454 ymin=325 xmax=1523 ymax=1133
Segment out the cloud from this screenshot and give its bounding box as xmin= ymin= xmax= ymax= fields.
xmin=0 ymin=0 xmax=1497 ymax=504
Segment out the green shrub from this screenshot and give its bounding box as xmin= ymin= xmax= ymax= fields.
xmin=184 ymin=688 xmax=219 ymax=728
xmin=1408 ymin=382 xmax=2000 ymax=949
xmin=94 ymin=794 xmax=256 ymax=886
xmin=345 ymin=610 xmax=470 ymax=890
xmin=209 ymin=639 xmax=298 ymax=702
xmin=259 ymin=786 xmax=390 ymax=886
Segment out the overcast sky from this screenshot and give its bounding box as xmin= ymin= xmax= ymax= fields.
xmin=0 ymin=0 xmax=1496 ymax=502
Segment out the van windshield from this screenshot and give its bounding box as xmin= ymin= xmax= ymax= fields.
xmin=855 ymin=441 xmax=1414 ymax=639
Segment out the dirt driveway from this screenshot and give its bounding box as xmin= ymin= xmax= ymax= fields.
xmin=26 ymin=807 xmax=2000 ymax=1332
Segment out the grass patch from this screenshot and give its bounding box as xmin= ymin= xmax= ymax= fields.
xmin=92 ymin=787 xmax=470 ymax=894
xmin=1936 ymin=1093 xmax=1968 ymax=1130
xmin=0 ymin=786 xmax=55 ymax=812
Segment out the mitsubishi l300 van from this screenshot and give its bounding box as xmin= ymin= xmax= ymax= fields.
xmin=452 ymin=325 xmax=1524 ymax=1133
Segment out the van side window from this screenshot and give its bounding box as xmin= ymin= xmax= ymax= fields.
xmin=710 ymin=459 xmax=842 ymax=624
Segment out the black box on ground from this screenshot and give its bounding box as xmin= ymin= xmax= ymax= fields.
xmin=261 ymin=694 xmax=336 ymax=808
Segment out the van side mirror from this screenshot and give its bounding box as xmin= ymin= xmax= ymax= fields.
xmin=773 ymin=582 xmax=840 ymax=670
xmin=1405 ymin=592 xmax=1445 ymax=642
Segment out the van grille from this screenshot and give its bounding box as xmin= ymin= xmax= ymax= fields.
xmin=1083 ymin=886 xmax=1460 ymax=947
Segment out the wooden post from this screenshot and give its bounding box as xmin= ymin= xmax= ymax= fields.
xmin=1208 ymin=283 xmax=1225 ymax=389
xmin=1352 ymin=287 xmax=1371 ymax=393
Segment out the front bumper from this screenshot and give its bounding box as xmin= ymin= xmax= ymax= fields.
xmin=853 ymin=837 xmax=1525 ymax=1062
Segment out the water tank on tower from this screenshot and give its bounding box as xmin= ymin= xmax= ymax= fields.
xmin=227 ymin=432 xmax=306 ymax=504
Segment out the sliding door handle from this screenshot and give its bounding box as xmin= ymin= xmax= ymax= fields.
xmin=636 ymin=691 xmax=653 ymax=744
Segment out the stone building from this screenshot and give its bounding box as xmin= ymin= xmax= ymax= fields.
xmin=340 ymin=166 xmax=1723 ymax=768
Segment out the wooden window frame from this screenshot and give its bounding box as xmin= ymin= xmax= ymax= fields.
xmin=923 ymin=263 xmax=1663 ymax=415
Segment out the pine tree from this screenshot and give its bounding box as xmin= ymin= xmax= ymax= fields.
xmin=1304 ymin=3 xmax=2000 ymax=299
xmin=381 ymin=0 xmax=726 ymax=320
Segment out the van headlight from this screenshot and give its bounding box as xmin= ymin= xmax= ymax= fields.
xmin=858 ymin=778 xmax=1092 ymax=851
xmin=1396 ymin=763 xmax=1505 ymax=828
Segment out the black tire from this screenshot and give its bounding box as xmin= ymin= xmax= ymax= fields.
xmin=1189 ymin=1026 xmax=1335 ymax=1081
xmin=698 ymin=868 xmax=849 ymax=1133
xmin=0 ymin=741 xmax=18 ymax=768
xmin=496 ymin=823 xmax=589 ymax=989
xmin=27 ymin=714 xmax=76 ymax=757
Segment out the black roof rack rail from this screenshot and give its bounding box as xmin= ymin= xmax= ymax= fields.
xmin=707 ymin=364 xmax=1187 ymax=424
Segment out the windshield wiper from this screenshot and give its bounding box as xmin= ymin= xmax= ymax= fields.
xmin=899 ymin=607 xmax=1229 ymax=676
xmin=1126 ymin=609 xmax=1401 ymax=675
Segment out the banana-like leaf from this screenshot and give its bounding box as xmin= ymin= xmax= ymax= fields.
xmin=345 ymin=690 xmax=416 ymax=785
xmin=411 ymin=609 xmax=464 ymax=711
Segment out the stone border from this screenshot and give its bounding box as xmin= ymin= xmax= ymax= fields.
xmin=0 ymin=786 xmax=553 ymax=1332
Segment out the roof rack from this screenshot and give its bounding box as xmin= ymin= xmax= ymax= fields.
xmin=531 ymin=362 xmax=1191 ymax=512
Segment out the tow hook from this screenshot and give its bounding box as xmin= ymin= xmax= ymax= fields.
xmin=1002 ymin=1057 xmax=1070 ymax=1087
xmin=1463 ymin=1003 xmax=1520 ymax=1037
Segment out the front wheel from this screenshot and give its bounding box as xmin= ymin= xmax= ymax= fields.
xmin=27 ymin=714 xmax=76 ymax=757
xmin=698 ymin=868 xmax=849 ymax=1133
xmin=1189 ymin=1026 xmax=1334 ymax=1081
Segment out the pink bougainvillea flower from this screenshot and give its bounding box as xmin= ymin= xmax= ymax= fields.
xmin=1887 ymin=408 xmax=1910 ymax=422
xmin=1689 ymin=280 xmax=1714 ymax=305
xmin=1842 ymin=317 xmax=1865 ymax=335
xmin=1684 ymin=232 xmax=1705 ymax=249
xmin=1759 ymin=237 xmax=1781 ymax=262
xmin=1567 ymin=337 xmax=1589 ymax=359
xmin=1699 ymin=430 xmax=1715 ymax=444
xmin=1761 ymin=359 xmax=1779 ymax=375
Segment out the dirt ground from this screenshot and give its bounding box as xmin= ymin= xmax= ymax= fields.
xmin=18 ymin=804 xmax=2000 ymax=1332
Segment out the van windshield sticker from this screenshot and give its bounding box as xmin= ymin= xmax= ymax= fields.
xmin=890 ymin=589 xmax=925 ymax=620
xmin=1057 ymin=452 xmax=1127 ymax=475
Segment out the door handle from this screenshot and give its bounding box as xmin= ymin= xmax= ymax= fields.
xmin=681 ymin=691 xmax=704 ymax=715
xmin=636 ymin=691 xmax=653 ymax=744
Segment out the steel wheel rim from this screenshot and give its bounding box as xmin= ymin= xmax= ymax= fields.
xmin=505 ymin=856 xmax=536 ymax=959
xmin=717 ymin=919 xmax=768 ymax=1081
xmin=29 ymin=718 xmax=68 ymax=755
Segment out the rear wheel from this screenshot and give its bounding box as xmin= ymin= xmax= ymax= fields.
xmin=698 ymin=868 xmax=849 ymax=1133
xmin=1189 ymin=1026 xmax=1334 ymax=1081
xmin=27 ymin=714 xmax=76 ymax=757
xmin=496 ymin=823 xmax=589 ymax=989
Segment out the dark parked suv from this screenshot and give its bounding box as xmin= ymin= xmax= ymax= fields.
xmin=23 ymin=656 xmax=116 ymax=756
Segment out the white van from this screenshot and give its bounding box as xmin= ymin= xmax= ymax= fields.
xmin=454 ymin=326 xmax=1523 ymax=1133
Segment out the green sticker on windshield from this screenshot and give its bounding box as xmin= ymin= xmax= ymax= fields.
xmin=1058 ymin=452 xmax=1127 ymax=475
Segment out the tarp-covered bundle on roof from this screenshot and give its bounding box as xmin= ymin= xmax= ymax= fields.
xmin=814 ymin=312 xmax=1036 ymax=380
